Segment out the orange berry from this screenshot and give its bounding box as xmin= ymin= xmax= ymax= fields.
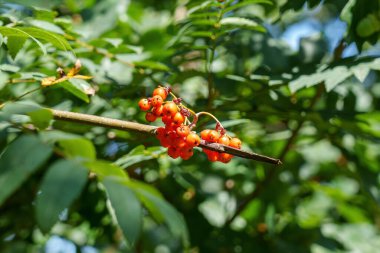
xmin=180 ymin=147 xmax=194 ymax=160
xmin=208 ymin=130 xmax=220 ymax=142
xmin=151 ymin=95 xmax=163 ymax=107
xmin=186 ymin=132 xmax=200 ymax=147
xmin=172 ymin=112 xmax=185 ymax=125
xmin=175 ymin=138 xmax=188 ymax=149
xmin=153 ymin=87 xmax=168 ymax=100
xmin=201 ymin=129 xmax=211 ymax=140
xmin=138 ymin=98 xmax=151 ymax=111
xmin=163 ymin=102 xmax=178 ymax=117
xmin=217 ymin=135 xmax=230 ymax=145
xmin=152 ymin=105 xmax=164 ymax=117
xmin=176 ymin=125 xmax=190 ymax=137
xmin=218 ymin=153 xmax=233 ymax=163
xmin=145 ymin=112 xmax=157 ymax=122
xmin=229 ymin=138 xmax=242 ymax=149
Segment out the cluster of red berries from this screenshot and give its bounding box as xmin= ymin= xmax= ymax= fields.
xmin=138 ymin=87 xmax=200 ymax=160
xmin=200 ymin=129 xmax=241 ymax=163
xmin=138 ymin=86 xmax=242 ymax=163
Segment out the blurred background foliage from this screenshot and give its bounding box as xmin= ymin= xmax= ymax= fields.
xmin=0 ymin=0 xmax=380 ymax=252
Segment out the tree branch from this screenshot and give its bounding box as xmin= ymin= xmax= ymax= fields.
xmin=50 ymin=109 xmax=281 ymax=165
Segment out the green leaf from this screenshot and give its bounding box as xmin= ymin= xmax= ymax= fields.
xmin=58 ymin=138 xmax=96 ymax=160
xmin=324 ymin=66 xmax=352 ymax=91
xmin=35 ymin=159 xmax=88 ymax=233
xmin=7 ymin=36 xmax=26 ymax=59
xmin=220 ymin=17 xmax=266 ymax=32
xmin=133 ymin=61 xmax=170 ymax=71
xmin=0 ymin=64 xmax=20 ymax=73
xmin=84 ymin=160 xmax=128 ymax=179
xmin=223 ymin=0 xmax=273 ymax=14
xmin=356 ymin=14 xmax=380 ymax=38
xmin=28 ymin=108 xmax=53 ymax=130
xmin=135 ymin=187 xmax=189 ymax=246
xmin=29 ymin=20 xmax=65 ymax=34
xmin=59 ymin=80 xmax=90 ymax=103
xmin=340 ymin=0 xmax=356 ymax=25
xmin=103 ymin=177 xmax=142 ymax=248
xmin=0 ymin=26 xmax=46 ymax=54
xmin=20 ymin=27 xmax=71 ymax=51
xmin=115 ymin=145 xmax=165 ymax=169
xmin=0 ymin=26 xmax=71 ymax=54
xmin=0 ymin=71 xmax=9 ymax=90
xmin=0 ymin=135 xmax=52 ymax=206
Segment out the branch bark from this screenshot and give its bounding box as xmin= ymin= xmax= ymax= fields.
xmin=50 ymin=109 xmax=281 ymax=165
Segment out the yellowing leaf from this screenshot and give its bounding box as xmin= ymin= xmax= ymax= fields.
xmin=41 ymin=60 xmax=92 ymax=87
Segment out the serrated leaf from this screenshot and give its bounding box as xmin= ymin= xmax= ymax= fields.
xmin=223 ymin=0 xmax=273 ymax=14
xmin=29 ymin=20 xmax=65 ymax=34
xmin=340 ymin=0 xmax=356 ymax=25
xmin=133 ymin=61 xmax=170 ymax=71
xmin=0 ymin=64 xmax=20 ymax=72
xmin=135 ymin=187 xmax=189 ymax=246
xmin=84 ymin=160 xmax=128 ymax=179
xmin=103 ymin=177 xmax=142 ymax=248
xmin=7 ymin=36 xmax=26 ymax=59
xmin=220 ymin=17 xmax=266 ymax=32
xmin=289 ymin=72 xmax=324 ymax=93
xmin=0 ymin=26 xmax=71 ymax=54
xmin=28 ymin=108 xmax=53 ymax=130
xmin=188 ymin=1 xmax=221 ymax=15
xmin=356 ymin=14 xmax=380 ymax=38
xmin=58 ymin=138 xmax=96 ymax=160
xmin=324 ymin=66 xmax=352 ymax=91
xmin=115 ymin=145 xmax=165 ymax=169
xmin=20 ymin=27 xmax=71 ymax=51
xmin=351 ymin=64 xmax=370 ymax=82
xmin=0 ymin=135 xmax=52 ymax=205
xmin=188 ymin=31 xmax=214 ymax=38
xmin=35 ymin=159 xmax=88 ymax=233
xmin=0 ymin=26 xmax=46 ymax=54
xmin=59 ymin=80 xmax=90 ymax=103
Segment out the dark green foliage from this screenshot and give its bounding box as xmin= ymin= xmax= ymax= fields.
xmin=0 ymin=0 xmax=380 ymax=252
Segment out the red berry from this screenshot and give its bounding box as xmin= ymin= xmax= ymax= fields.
xmin=153 ymin=87 xmax=168 ymax=100
xmin=168 ymin=146 xmax=180 ymax=159
xmin=138 ymin=98 xmax=151 ymax=111
xmin=218 ymin=153 xmax=233 ymax=163
xmin=163 ymin=102 xmax=178 ymax=117
xmin=145 ymin=112 xmax=157 ymax=122
xmin=156 ymin=127 xmax=165 ymax=139
xmin=180 ymin=147 xmax=193 ymax=160
xmin=172 ymin=112 xmax=185 ymax=125
xmin=174 ymin=137 xmax=188 ymax=149
xmin=152 ymin=105 xmax=164 ymax=117
xmin=186 ymin=132 xmax=200 ymax=147
xmin=151 ymin=95 xmax=163 ymax=107
xmin=207 ymin=151 xmax=219 ymax=162
xmin=162 ymin=115 xmax=172 ymax=124
xmin=176 ymin=125 xmax=190 ymax=137
xmin=229 ymin=138 xmax=242 ymax=149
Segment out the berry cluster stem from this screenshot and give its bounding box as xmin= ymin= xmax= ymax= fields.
xmin=191 ymin=111 xmax=224 ymax=130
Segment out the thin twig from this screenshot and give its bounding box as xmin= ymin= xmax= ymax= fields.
xmin=49 ymin=109 xmax=281 ymax=165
